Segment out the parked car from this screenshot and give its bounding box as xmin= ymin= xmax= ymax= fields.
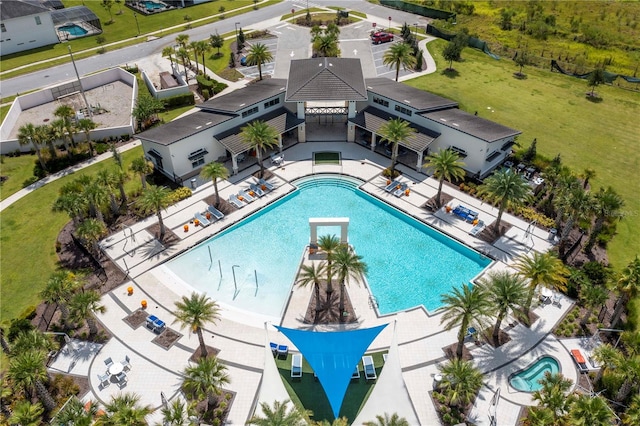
xmin=371 ymin=31 xmax=394 ymax=44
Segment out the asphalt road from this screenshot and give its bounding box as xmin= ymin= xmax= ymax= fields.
xmin=1 ymin=0 xmax=430 ymax=97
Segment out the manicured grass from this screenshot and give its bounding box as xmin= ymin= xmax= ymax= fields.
xmin=412 ymin=40 xmax=639 ymax=271
xmin=0 ymin=146 xmax=143 ymax=325
xmin=313 ymin=151 xmax=341 ymax=165
xmin=159 ymin=105 xmax=197 ymax=123
xmin=0 ymin=104 xmax=12 ymax=125
xmin=0 ymin=154 xmax=38 ymax=201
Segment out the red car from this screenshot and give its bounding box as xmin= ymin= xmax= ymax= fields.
xmin=371 ymin=31 xmax=394 ymax=44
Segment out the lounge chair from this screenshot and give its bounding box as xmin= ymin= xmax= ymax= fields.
xmin=383 ymin=353 xmax=389 ymax=363
xmin=104 ymin=357 xmax=114 ymax=368
xmin=469 ymin=220 xmax=485 ymax=236
xmin=291 ymin=353 xmax=302 ymax=379
xmin=146 ymin=315 xmax=166 ymax=334
xmin=384 ymin=180 xmax=400 ymax=192
xmin=121 ymin=355 xmax=131 ymax=372
xmin=257 ymin=178 xmax=275 ymax=191
xmin=271 ymin=153 xmax=284 ymax=166
xmin=269 ymin=342 xmax=278 ymax=356
xmin=228 ymin=194 xmax=245 ymax=209
xmin=277 ymin=344 xmax=288 ymax=358
xmin=249 ymin=183 xmax=265 ymax=197
xmin=351 ymin=365 xmax=361 ymax=379
xmin=194 ymin=212 xmax=211 ymax=227
xmin=98 ymin=372 xmax=110 ymax=388
xmin=207 ymin=205 xmax=225 ymax=220
xmin=238 ymin=189 xmax=256 ymax=203
xmin=571 ymin=349 xmax=588 ymax=372
xmin=453 ymin=205 xmax=479 ymax=223
xmin=362 ymin=355 xmax=377 ymax=381
xmin=393 ymin=183 xmax=409 ymax=197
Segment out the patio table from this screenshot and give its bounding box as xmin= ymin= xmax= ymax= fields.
xmin=108 ymin=362 xmax=124 ymax=376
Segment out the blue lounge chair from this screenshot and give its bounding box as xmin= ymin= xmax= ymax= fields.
xmin=277 ymin=344 xmax=288 ymax=358
xmin=394 ymin=183 xmax=409 ymax=197
xmin=238 ymin=189 xmax=256 ymax=203
xmin=207 ymin=205 xmax=225 ymax=220
xmin=291 ymin=353 xmax=302 ymax=378
xmin=257 ymin=178 xmax=275 ymax=191
xmin=453 ymin=206 xmax=479 ymax=223
xmin=269 ymin=342 xmax=278 ymax=356
xmin=229 ymin=194 xmax=245 ymax=209
xmin=469 ymin=220 xmax=485 ymax=236
xmin=146 ymin=315 xmax=166 ymax=334
xmin=385 ymin=180 xmax=400 ymax=192
xmin=194 ymin=212 xmax=211 ymax=227
xmin=362 ymin=355 xmax=376 ymax=380
xmin=249 ymin=183 xmax=265 ymax=197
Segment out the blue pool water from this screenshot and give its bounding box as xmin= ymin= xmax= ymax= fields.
xmin=58 ymin=24 xmax=87 ymax=36
xmin=144 ymin=1 xmax=165 ymax=10
xmin=509 ymin=356 xmax=560 ymax=392
xmin=165 ymin=176 xmax=490 ymax=318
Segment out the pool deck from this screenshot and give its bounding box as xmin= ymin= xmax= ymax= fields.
xmin=74 ymin=141 xmax=580 ymax=425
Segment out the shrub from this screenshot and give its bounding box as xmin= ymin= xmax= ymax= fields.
xmin=164 ymin=92 xmax=195 ymax=108
xmin=95 ymin=142 xmax=109 ymax=154
xmin=97 ymin=47 xmax=107 ymax=54
xmin=202 ymin=89 xmax=211 ymax=100
xmin=516 ymin=206 xmax=555 ymax=228
xmin=50 ymin=374 xmax=80 ymax=403
xmin=20 ymin=305 xmax=37 ymax=320
xmin=22 ymin=176 xmax=39 ymax=187
xmin=8 ymin=318 xmax=34 ymax=341
xmin=382 ymin=167 xmax=400 ymax=179
xmin=168 ymin=187 xmax=192 ymax=204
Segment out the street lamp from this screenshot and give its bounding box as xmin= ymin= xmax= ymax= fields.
xmin=67 ymin=45 xmax=93 ymax=119
xmin=234 ymin=22 xmax=240 ymax=51
xmin=388 ymin=16 xmax=392 ymax=31
xmin=133 ymin=12 xmax=140 ymax=36
xmin=414 ymin=23 xmax=419 ymax=37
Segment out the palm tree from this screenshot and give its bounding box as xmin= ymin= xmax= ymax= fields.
xmin=332 ymin=245 xmax=367 ymax=319
xmin=77 ymin=118 xmax=97 ymax=156
xmin=189 ymin=40 xmax=201 ymax=74
xmin=11 ymin=330 xmax=58 ymax=356
xmin=246 ymin=43 xmax=273 ymax=80
xmin=17 ymin=122 xmax=47 ymax=170
xmin=614 ymin=355 xmax=640 ymax=402
xmin=440 ymin=284 xmax=491 ymax=359
xmin=197 ymin=40 xmax=211 ymax=75
xmin=130 ymin=156 xmax=154 ymax=189
xmin=477 ymin=168 xmax=531 ymax=234
xmin=525 ymin=407 xmax=555 ymax=426
xmin=53 ymin=190 xmax=87 ymax=227
xmin=570 ymin=394 xmax=613 ymax=426
xmin=54 ymin=104 xmax=77 ymax=148
xmin=578 ymin=281 xmax=608 ymax=327
xmin=312 ymin=34 xmax=339 ymax=57
xmin=40 ymin=270 xmax=79 ymax=327
xmin=173 ymin=292 xmax=220 ymax=358
xmin=378 ymin=118 xmax=416 ymax=177
xmin=96 ymin=393 xmax=152 ymax=426
xmin=176 ymin=47 xmax=190 ymax=78
xmin=76 ymin=218 xmax=107 ymax=257
xmin=8 ymin=401 xmax=43 ymax=426
xmin=481 ymin=271 xmax=527 ymax=346
xmin=69 ymin=290 xmax=106 ymax=336
xmin=200 ymin=161 xmax=229 ymax=207
xmin=7 ymin=350 xmax=57 ymax=411
xmin=38 ymin=123 xmax=57 ymax=158
xmin=556 ymin=186 xmax=593 ymax=256
xmin=137 ymin=185 xmax=171 ymax=242
xmin=318 ymin=234 xmax=342 ymax=296
xmin=162 ymin=46 xmax=175 ymax=67
xmin=50 ymin=118 xmax=70 ymax=152
xmin=112 ymin=167 xmax=129 ymax=207
xmin=423 ymin=149 xmax=466 ymax=208
xmin=514 ymin=252 xmax=569 ymax=321
xmin=175 ymin=33 xmax=190 ymax=49
xmin=437 ymin=358 xmax=483 ymax=410
xmin=610 ymin=256 xmax=640 ymax=328
xmin=248 ymin=399 xmax=308 ymax=426
xmin=54 ymin=397 xmax=98 ymax=426
xmin=363 ymin=413 xmax=409 ymax=426
xmin=532 ymin=372 xmax=575 ymax=424
xmin=592 ymin=343 xmax=618 ymax=384
xmin=240 ymin=120 xmax=279 ymax=178
xmin=623 ymin=394 xmax=640 ymax=425
xmin=586 ymin=186 xmax=624 ymax=252
xmin=96 ymin=169 xmax=120 ymax=215
xmin=83 ymin=180 xmax=108 ymax=224
xmin=580 ymin=168 xmax=596 ymax=189
xmin=160 ymin=398 xmax=195 ymax=426
xmin=297 ymin=262 xmax=326 ymax=322
xmin=383 ymin=42 xmax=416 ymax=82
xmin=181 ymin=356 xmax=230 ymax=412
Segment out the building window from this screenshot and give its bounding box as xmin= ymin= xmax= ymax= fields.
xmin=241 ymin=106 xmax=259 ymax=118
xmin=188 ymin=148 xmax=208 ymax=168
xmin=35 ymin=16 xmax=41 ymax=25
xmin=1 ymin=24 xmax=6 ymax=32
xmin=486 ymin=150 xmax=501 ymax=162
xmin=264 ymin=98 xmax=280 ymax=109
xmin=373 ymin=96 xmax=389 ymax=107
xmin=449 ymin=146 xmax=467 ymax=158
xmin=394 ymin=105 xmax=412 ymax=116
xmin=192 ymin=157 xmax=205 ymax=168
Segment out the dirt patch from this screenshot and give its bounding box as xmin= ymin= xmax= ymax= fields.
xmin=303 ymin=280 xmax=357 ymax=324
xmin=423 ymin=193 xmax=454 ymax=212
xmin=151 ymin=327 xmax=183 ymax=350
xmin=202 ymin=196 xmax=235 ymax=215
xmin=481 ymin=328 xmax=512 ymax=348
xmin=146 ymin=223 xmax=180 ymax=247
xmin=476 ymin=221 xmax=513 ymax=244
xmin=442 ymin=341 xmax=476 ymax=361
xmin=123 ymin=309 xmax=148 ymax=329
xmin=189 ymin=345 xmax=221 ymax=362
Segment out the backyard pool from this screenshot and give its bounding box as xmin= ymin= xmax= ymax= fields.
xmin=144 ymin=1 xmax=166 ymax=10
xmin=509 ymin=356 xmax=560 ymax=392
xmin=164 ymin=176 xmax=491 ymax=318
xmin=57 ymin=24 xmax=87 ymax=36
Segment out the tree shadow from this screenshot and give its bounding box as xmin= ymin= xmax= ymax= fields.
xmin=442 ymin=68 xmax=460 ymax=78
xmin=585 ymin=93 xmax=603 ymax=103
xmin=513 ymin=72 xmax=528 ymax=80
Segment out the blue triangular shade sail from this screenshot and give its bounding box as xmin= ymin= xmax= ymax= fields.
xmin=275 ymin=324 xmax=388 ymax=418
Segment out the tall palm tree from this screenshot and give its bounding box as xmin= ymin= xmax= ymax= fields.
xmin=440 ymin=284 xmax=491 ymax=359
xmin=532 ymin=372 xmax=574 ymax=425
xmin=240 ymin=120 xmax=279 ymax=178
xmin=176 ymin=47 xmax=191 ymax=78
xmin=378 ymin=118 xmax=416 ymax=177
xmin=623 ymin=394 xmax=640 ymax=425
xmin=246 ymin=43 xmax=273 ymax=80
xmin=297 ymin=262 xmax=327 ymax=323
xmin=11 ymin=330 xmax=58 ymax=356
xmin=592 ymin=343 xmax=618 ymax=384
xmin=332 ymin=245 xmax=368 ymax=319
xmin=112 ymin=166 xmax=129 ymax=207
xmin=481 ymin=271 xmax=527 ymax=346
xmin=578 ymin=281 xmax=608 ymax=327
xmin=552 ymin=173 xmax=581 ymax=230
xmin=437 ymin=358 xmax=483 ymax=410
xmin=53 ymin=397 xmax=98 ymax=426
xmin=83 ymin=180 xmax=108 ymax=224
xmin=514 ymin=252 xmax=569 ymax=321
xmin=17 ymin=123 xmax=47 ymax=170
xmin=137 ymin=185 xmax=171 ymax=242
xmin=69 ymin=290 xmax=106 ymax=336
xmin=423 ymin=149 xmax=466 ymax=208
xmin=173 ymin=292 xmax=221 ymax=358
xmin=162 ymin=46 xmax=175 ymax=67
xmin=610 ymin=256 xmax=640 ymax=328
xmin=477 ymin=168 xmax=531 ymax=234
xmin=37 ymin=123 xmax=57 ymax=158
xmin=570 ymin=394 xmax=613 ymax=426
xmin=7 ymin=350 xmax=57 ymax=411
xmin=189 ymin=40 xmax=201 ymax=74
xmin=200 ymin=161 xmax=229 ymax=207
xmin=77 ymin=118 xmax=97 ymax=156
xmin=40 ymin=270 xmax=79 ymax=327
xmin=50 ymin=118 xmax=70 ymax=152
xmin=96 ymin=169 xmax=120 ymax=215
xmin=130 ymin=156 xmax=154 ymax=189
xmin=53 ymin=191 xmax=87 ymax=227
xmin=181 ymin=356 xmax=230 ymax=413
xmin=96 ymin=393 xmax=152 ymax=426
xmin=556 ymin=186 xmax=593 ymax=256
xmin=54 ymin=104 xmax=77 ymax=148
xmin=318 ymin=234 xmax=342 ymax=296
xmin=76 ymin=218 xmax=107 ymax=257
xmin=312 ymin=34 xmax=339 ymax=57
xmin=248 ymin=399 xmax=308 ymax=426
xmin=614 ymin=355 xmax=640 ymax=402
xmin=8 ymin=401 xmax=43 ymax=426
xmin=525 ymin=407 xmax=555 ymax=426
xmin=175 ymin=33 xmax=190 ymax=49
xmin=382 ymin=42 xmax=416 ymax=82
xmin=586 ymin=186 xmax=624 ymax=252
xmin=363 ymin=413 xmax=409 ymax=426
xmin=197 ymin=40 xmax=211 ymax=74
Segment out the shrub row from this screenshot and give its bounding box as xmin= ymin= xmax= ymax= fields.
xmin=196 ymin=75 xmax=228 ymax=96
xmin=164 ymin=92 xmax=195 ymax=108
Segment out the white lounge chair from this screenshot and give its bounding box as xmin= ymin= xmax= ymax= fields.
xmin=249 ymin=183 xmax=265 ymax=197
xmin=351 ymin=365 xmax=361 ymax=379
xmin=229 ymin=194 xmax=245 ymax=209
xmin=393 ymin=183 xmax=409 ymax=197
xmin=291 ymin=354 xmax=302 ymax=379
xmin=257 ymin=178 xmax=275 ymax=191
xmin=362 ymin=355 xmax=377 ymax=380
xmin=469 ymin=220 xmax=485 ymax=236
xmin=238 ymin=189 xmax=256 ymax=203
xmin=194 ymin=212 xmax=211 ymax=227
xmin=207 ymin=205 xmax=225 ymax=220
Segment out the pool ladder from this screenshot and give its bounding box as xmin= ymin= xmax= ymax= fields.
xmin=369 ymin=295 xmax=379 ymax=309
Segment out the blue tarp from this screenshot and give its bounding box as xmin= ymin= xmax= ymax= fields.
xmin=275 ymin=324 xmax=388 ymax=418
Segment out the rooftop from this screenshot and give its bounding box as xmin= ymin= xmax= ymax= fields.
xmin=421 ymin=108 xmax=521 ymax=142
xmin=198 ymin=79 xmax=287 ymax=114
xmin=1 ymin=0 xmax=49 ymax=20
xmin=286 ymin=58 xmax=367 ymax=102
xmin=365 ymin=78 xmax=458 ymax=112
xmin=137 ymin=110 xmax=234 ymax=146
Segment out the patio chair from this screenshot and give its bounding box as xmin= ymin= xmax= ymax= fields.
xmin=228 ymin=194 xmax=245 ymax=209
xmin=271 ymin=153 xmax=284 ymax=166
xmin=277 ymin=344 xmax=288 ymax=358
xmin=362 ymin=355 xmax=377 ymax=381
xmin=393 ymin=183 xmax=409 ymax=197
xmin=269 ymin=342 xmax=278 ymax=356
xmin=291 ymin=354 xmax=302 ymax=379
xmin=98 ymin=372 xmax=110 ymax=389
xmin=552 ymin=293 xmax=562 ymax=308
xmin=116 ymin=372 xmax=128 ymax=388
xmin=469 ymin=220 xmax=485 ymax=236
xmin=238 ymin=189 xmax=256 ymax=203
xmin=104 ymin=357 xmax=114 ymax=368
xmin=257 ymin=178 xmax=275 ymax=191
xmin=121 ymin=355 xmax=131 ymax=371
xmin=249 ymin=183 xmax=265 ymax=197
xmin=194 ymin=212 xmax=211 ymax=227
xmin=207 ymin=205 xmax=225 ymax=220
xmin=384 ymin=180 xmax=400 ymax=192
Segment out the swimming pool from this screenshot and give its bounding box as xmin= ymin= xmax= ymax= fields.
xmin=144 ymin=1 xmax=165 ymax=10
xmin=164 ymin=176 xmax=491 ymax=318
xmin=58 ymin=24 xmax=87 ymax=36
xmin=509 ymin=356 xmax=560 ymax=392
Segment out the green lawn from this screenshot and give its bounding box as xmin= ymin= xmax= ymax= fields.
xmin=412 ymin=40 xmax=640 ymax=272
xmin=313 ymin=151 xmax=341 ymax=165
xmin=0 ymin=154 xmax=38 ymax=201
xmin=0 ymin=146 xmax=143 ymax=325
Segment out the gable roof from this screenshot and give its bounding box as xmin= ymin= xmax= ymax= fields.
xmin=198 ymin=79 xmax=287 ymax=114
xmin=421 ymin=108 xmax=521 ymax=143
xmin=286 ymin=58 xmax=367 ymax=102
xmin=137 ymin=110 xmax=233 ymax=146
xmin=365 ymin=78 xmax=458 ymax=112
xmin=1 ymin=0 xmax=50 ymax=19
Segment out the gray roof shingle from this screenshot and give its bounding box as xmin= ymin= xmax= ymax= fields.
xmin=198 ymin=79 xmax=287 ymax=113
xmin=421 ymin=108 xmax=521 ymax=142
xmin=1 ymin=0 xmax=50 ymax=19
xmin=365 ymin=78 xmax=458 ymax=112
xmin=286 ymin=58 xmax=367 ymax=102
xmin=137 ymin=110 xmax=234 ymax=146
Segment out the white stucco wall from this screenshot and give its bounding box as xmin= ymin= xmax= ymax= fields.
xmin=0 ymin=12 xmax=58 ymax=55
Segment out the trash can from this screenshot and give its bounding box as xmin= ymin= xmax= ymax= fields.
xmin=548 ymin=228 xmax=557 ymax=241
xmin=190 ymin=178 xmax=197 ymax=189
xmin=338 ymin=10 xmax=349 ymax=18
